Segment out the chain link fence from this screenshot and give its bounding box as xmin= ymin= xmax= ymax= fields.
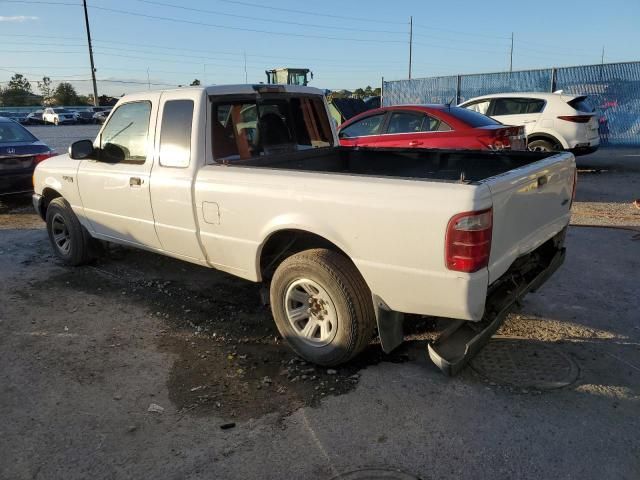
xmin=383 ymin=61 xmax=640 ymax=146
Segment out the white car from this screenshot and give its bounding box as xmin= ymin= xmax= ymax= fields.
xmin=459 ymin=92 xmax=600 ymax=155
xmin=31 ymin=85 xmax=575 ymax=372
xmin=42 ymin=107 xmax=78 ymax=126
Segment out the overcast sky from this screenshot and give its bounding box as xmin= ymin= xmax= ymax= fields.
xmin=1 ymin=0 xmax=639 ymax=96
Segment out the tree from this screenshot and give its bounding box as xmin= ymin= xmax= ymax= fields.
xmin=373 ymin=87 xmax=381 ymax=96
xmin=353 ymin=88 xmax=365 ymax=98
xmin=52 ymin=82 xmax=80 ymax=106
xmin=37 ymin=76 xmax=53 ymax=104
xmin=190 ymin=79 xmax=201 ymax=86
xmin=1 ymin=73 xmax=39 ymax=106
xmin=364 ymin=85 xmax=373 ymax=96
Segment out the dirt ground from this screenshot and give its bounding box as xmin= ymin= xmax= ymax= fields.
xmin=1 ymin=145 xmax=639 ymax=479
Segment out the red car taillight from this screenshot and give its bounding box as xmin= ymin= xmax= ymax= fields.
xmin=34 ymin=151 xmax=56 ymax=163
xmin=445 ymin=208 xmax=493 ymax=273
xmin=557 ymin=115 xmax=592 ymax=123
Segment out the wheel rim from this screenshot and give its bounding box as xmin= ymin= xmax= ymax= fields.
xmin=51 ymin=213 xmax=71 ymax=255
xmin=529 ymin=144 xmax=551 ymax=152
xmin=284 ymin=278 xmax=338 ymax=347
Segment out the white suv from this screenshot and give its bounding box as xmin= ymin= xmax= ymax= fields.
xmin=459 ymin=92 xmax=600 ymax=155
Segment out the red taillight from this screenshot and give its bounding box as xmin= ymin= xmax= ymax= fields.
xmin=557 ymin=115 xmax=592 ymax=123
xmin=34 ymin=151 xmax=56 ymax=163
xmin=445 ymin=208 xmax=493 ymax=273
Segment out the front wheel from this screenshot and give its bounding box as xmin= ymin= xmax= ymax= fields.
xmin=270 ymin=248 xmax=376 ymax=366
xmin=46 ymin=198 xmax=95 ymax=266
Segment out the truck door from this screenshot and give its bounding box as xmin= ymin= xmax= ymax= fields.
xmin=148 ymin=90 xmax=207 ymax=262
xmin=77 ymin=95 xmax=162 ymax=249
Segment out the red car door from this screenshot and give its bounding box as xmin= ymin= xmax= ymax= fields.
xmin=370 ymin=110 xmax=459 ymax=148
xmin=337 ymin=112 xmax=387 ymax=147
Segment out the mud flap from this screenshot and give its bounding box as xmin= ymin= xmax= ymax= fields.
xmin=428 ymin=246 xmax=566 ymax=376
xmin=373 ymin=295 xmax=404 ymax=353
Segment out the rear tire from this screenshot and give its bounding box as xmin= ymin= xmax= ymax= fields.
xmin=528 ymin=139 xmax=556 ymax=152
xmin=270 ymin=248 xmax=376 ymax=366
xmin=46 ymin=198 xmax=95 ymax=266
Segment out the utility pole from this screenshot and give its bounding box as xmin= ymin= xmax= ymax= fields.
xmin=509 ymin=32 xmax=514 ymax=73
xmin=408 ymin=16 xmax=413 ymax=79
xmin=82 ymin=0 xmax=99 ymax=106
xmin=601 ymin=46 xmax=605 ymax=65
xmin=243 ymin=51 xmax=248 ymax=83
xmin=146 ymin=68 xmax=151 ymax=89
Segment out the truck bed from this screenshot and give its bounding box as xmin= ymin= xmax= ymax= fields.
xmin=236 ymin=147 xmax=554 ymax=183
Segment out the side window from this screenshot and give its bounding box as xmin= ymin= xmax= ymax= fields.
xmin=100 ymin=101 xmax=151 ymax=164
xmin=159 ymin=99 xmax=194 ymax=168
xmin=464 ymin=100 xmax=490 ymax=115
xmin=422 ymin=114 xmax=452 ymax=132
xmin=526 ymin=99 xmax=545 ymax=113
xmin=339 ymin=113 xmax=385 ymax=138
xmin=387 ymin=111 xmax=424 ymax=134
xmin=492 ymin=98 xmax=529 ymax=116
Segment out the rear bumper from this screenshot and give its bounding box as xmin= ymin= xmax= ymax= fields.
xmin=0 ymin=173 xmax=34 ymax=195
xmin=429 ymin=228 xmax=567 ymax=375
xmin=569 ymin=144 xmax=599 ymax=156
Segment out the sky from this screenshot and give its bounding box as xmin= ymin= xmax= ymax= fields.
xmin=1 ymin=0 xmax=639 ymax=97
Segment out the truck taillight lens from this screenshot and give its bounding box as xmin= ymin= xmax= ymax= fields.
xmin=445 ymin=208 xmax=493 ymax=273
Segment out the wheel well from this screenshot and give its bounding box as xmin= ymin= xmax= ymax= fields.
xmin=40 ymin=188 xmax=62 ymax=219
xmin=527 ymin=133 xmax=564 ymax=149
xmin=259 ymin=229 xmax=349 ymax=280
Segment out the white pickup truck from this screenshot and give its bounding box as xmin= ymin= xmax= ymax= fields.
xmin=33 ymin=84 xmax=576 ymax=373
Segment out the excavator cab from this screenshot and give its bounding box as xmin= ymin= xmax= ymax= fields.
xmin=265 ymin=68 xmax=313 ymax=86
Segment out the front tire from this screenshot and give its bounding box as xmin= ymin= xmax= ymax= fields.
xmin=270 ymin=248 xmax=376 ymax=366
xmin=46 ymin=198 xmax=94 ymax=266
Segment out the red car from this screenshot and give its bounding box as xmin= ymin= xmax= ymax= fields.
xmin=338 ymin=105 xmax=526 ymax=151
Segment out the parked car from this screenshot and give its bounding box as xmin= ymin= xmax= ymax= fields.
xmin=92 ymin=108 xmax=112 ymax=124
xmin=338 ymin=105 xmax=526 ymax=151
xmin=42 ymin=107 xmax=77 ymax=126
xmin=459 ymin=92 xmax=599 ymax=155
xmin=26 ymin=109 xmax=45 ymax=125
xmin=71 ymin=109 xmax=96 ymax=124
xmin=32 ymin=85 xmax=574 ymax=371
xmin=3 ymin=111 xmax=29 ymax=124
xmin=0 ymin=117 xmax=55 ymax=194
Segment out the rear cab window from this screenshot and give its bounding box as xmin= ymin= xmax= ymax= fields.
xmin=211 ymin=95 xmax=333 ymax=162
xmin=159 ymin=100 xmax=194 ymax=168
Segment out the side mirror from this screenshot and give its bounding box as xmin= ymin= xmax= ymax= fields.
xmin=69 ymin=139 xmax=95 ymax=160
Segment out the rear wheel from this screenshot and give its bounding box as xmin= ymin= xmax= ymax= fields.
xmin=46 ymin=198 xmax=95 ymax=266
xmin=528 ymin=139 xmax=556 ymax=152
xmin=270 ymin=248 xmax=376 ymax=366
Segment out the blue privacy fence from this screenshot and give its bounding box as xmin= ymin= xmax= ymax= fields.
xmin=382 ymin=61 xmax=640 ymax=146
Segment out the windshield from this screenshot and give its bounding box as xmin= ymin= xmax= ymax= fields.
xmin=447 ymin=106 xmax=501 ymax=127
xmin=0 ymin=121 xmax=37 ymax=143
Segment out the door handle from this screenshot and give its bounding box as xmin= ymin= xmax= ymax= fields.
xmin=409 ymin=140 xmax=423 ymax=146
xmin=129 ymin=177 xmax=142 ymax=187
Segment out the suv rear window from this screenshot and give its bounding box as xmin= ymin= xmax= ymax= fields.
xmin=567 ymin=96 xmax=595 ymax=113
xmin=447 ymin=106 xmax=500 ymax=127
xmin=492 ymin=98 xmax=545 ymax=116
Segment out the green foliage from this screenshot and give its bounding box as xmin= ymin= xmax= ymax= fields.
xmin=37 ymin=76 xmax=53 ymax=103
xmin=52 ymin=82 xmax=80 ymax=106
xmin=190 ymin=79 xmax=201 ymax=86
xmin=0 ymin=73 xmax=40 ymax=106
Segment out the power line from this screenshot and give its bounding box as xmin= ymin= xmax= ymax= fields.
xmin=133 ymin=0 xmax=405 ymax=35
xmin=87 ymin=5 xmax=408 ymax=44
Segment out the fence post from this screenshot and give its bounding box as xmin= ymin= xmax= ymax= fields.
xmin=550 ymin=68 xmax=557 ymax=92
xmin=456 ymin=75 xmax=462 ymax=104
